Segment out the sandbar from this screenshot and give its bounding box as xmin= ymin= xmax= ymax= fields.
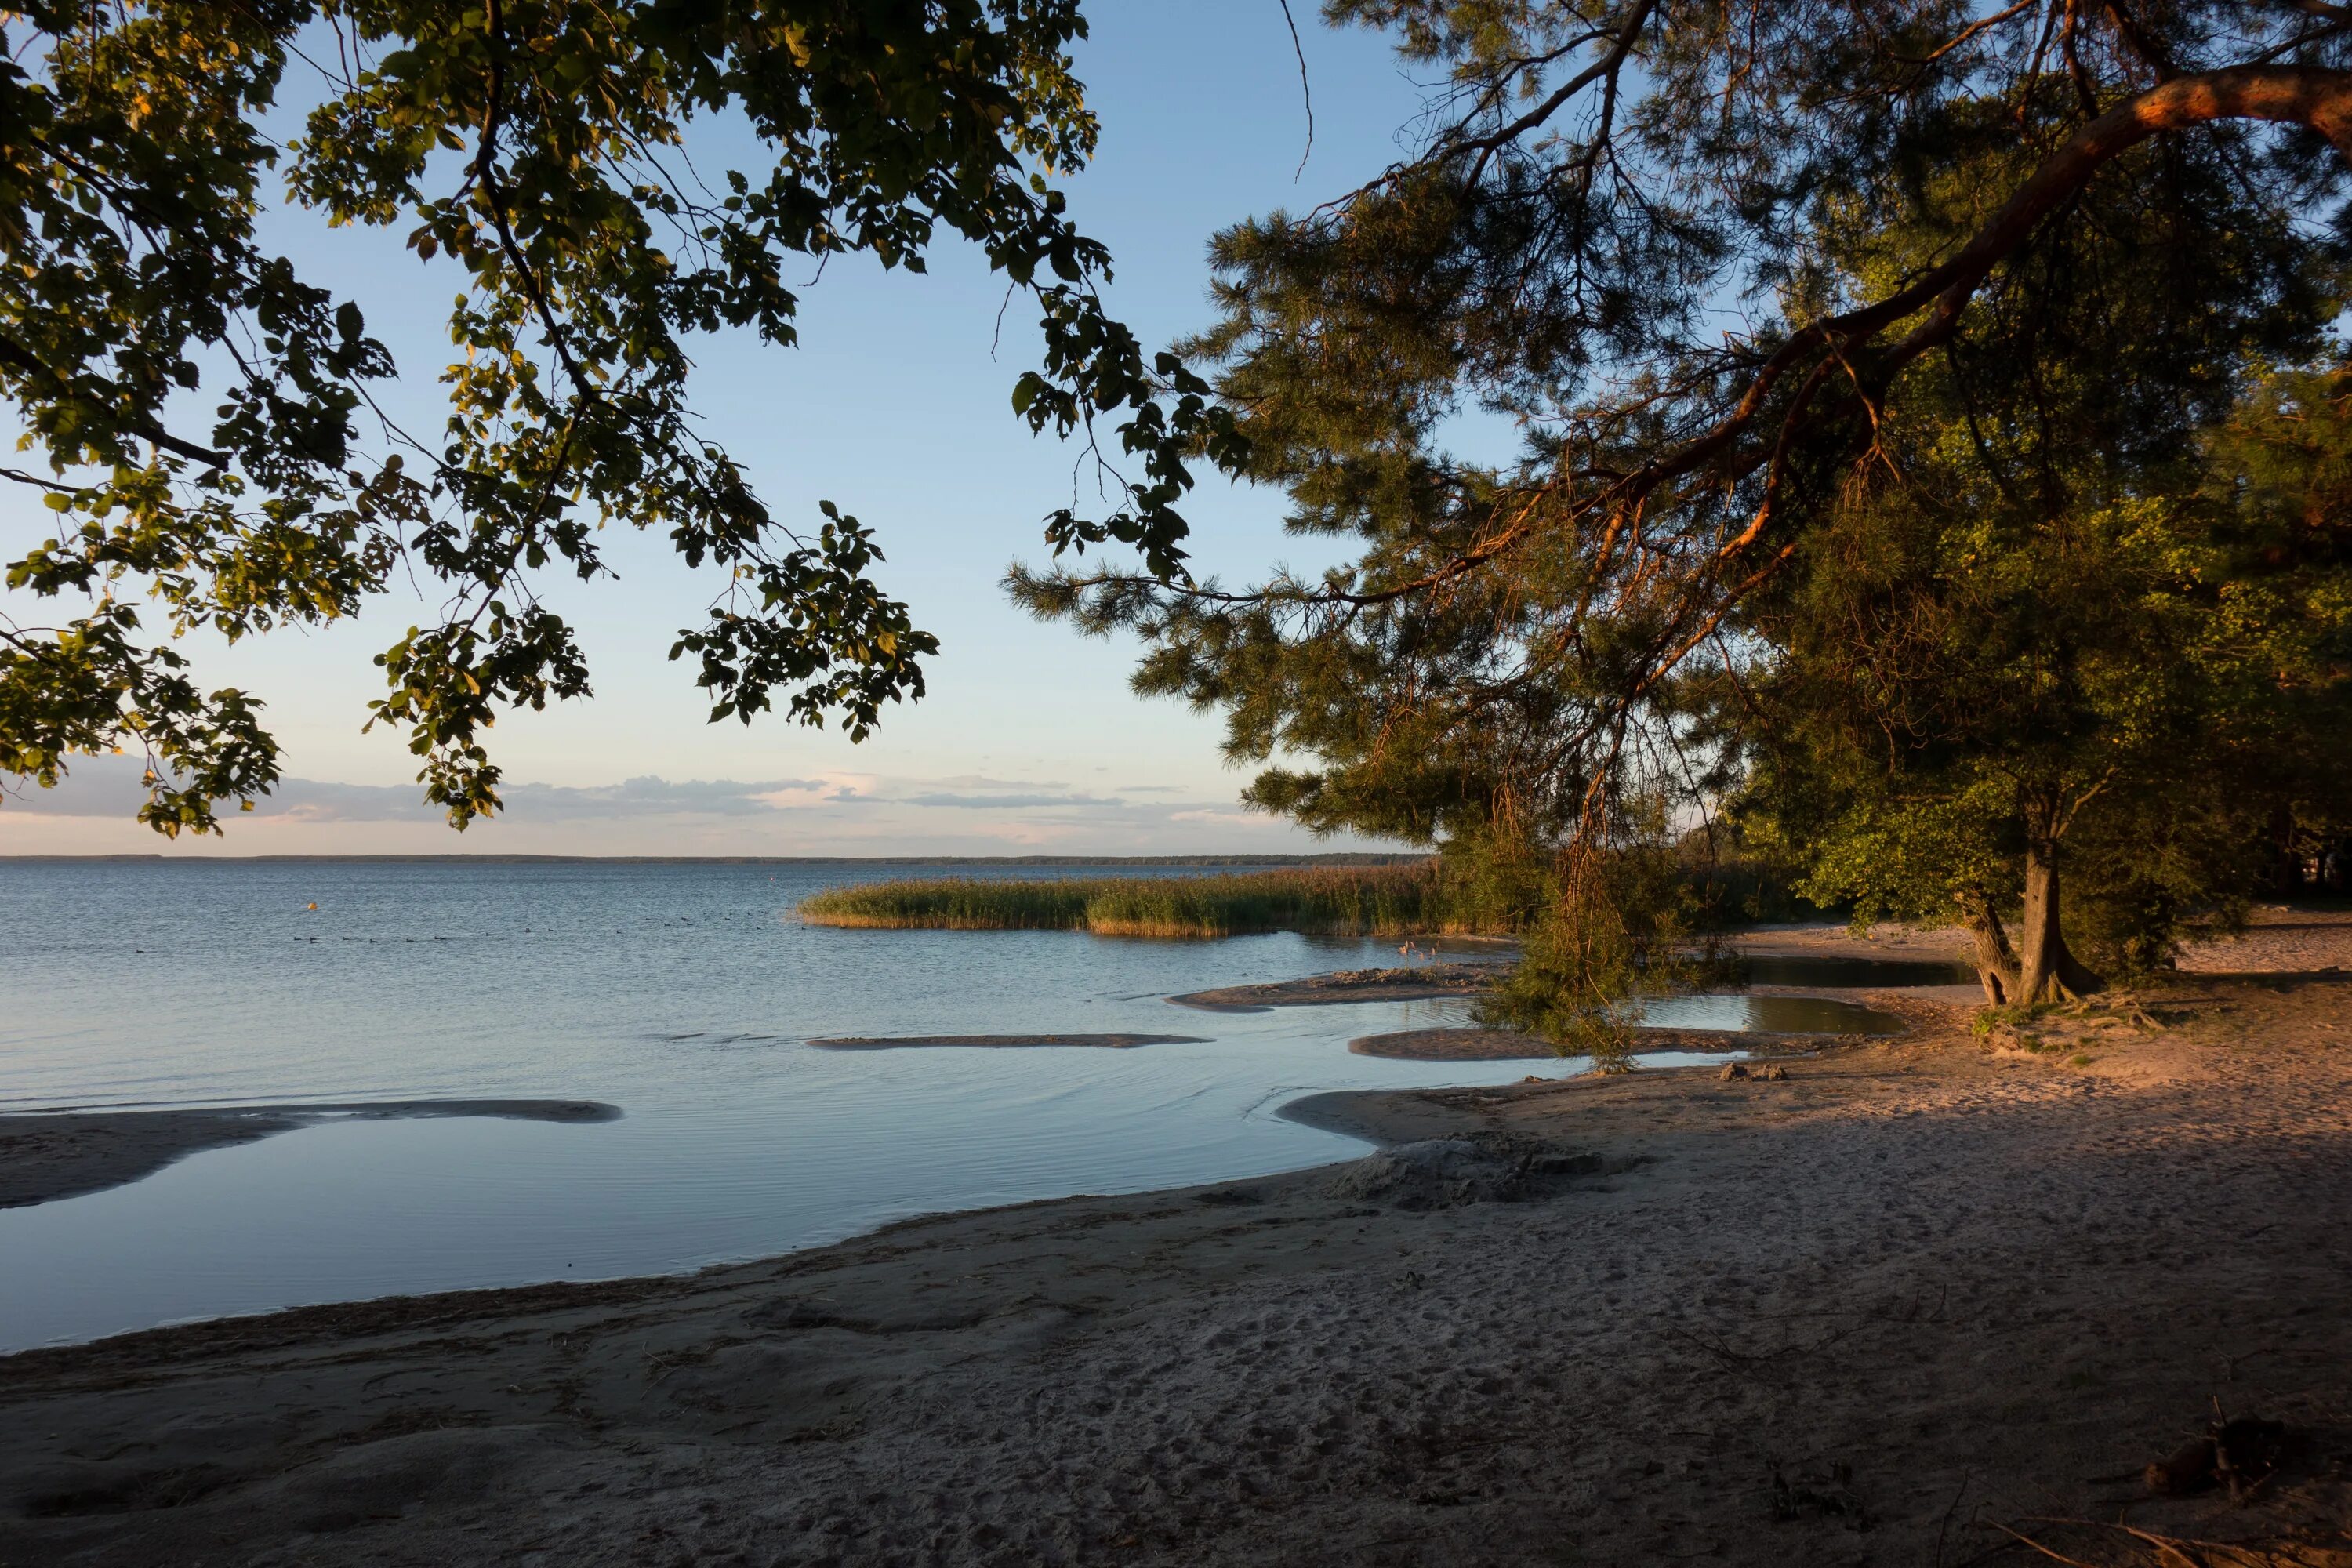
xmin=0 ymin=1099 xmax=620 ymax=1210
xmin=1167 ymin=960 xmax=1505 ymax=1011
xmin=1348 ymin=1025 xmax=1809 ymax=1061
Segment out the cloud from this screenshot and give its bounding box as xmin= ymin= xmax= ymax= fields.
xmin=920 ymin=774 xmax=1069 ymax=791
xmin=6 ymin=753 xmax=1349 ymax=862
xmin=891 ymin=791 xmax=1123 ymax=810
xmin=5 ymin=755 xmax=831 ymax=823
xmin=500 ymin=776 xmax=835 ymax=820
xmin=5 ymin=757 xmax=1203 ymax=829
xmin=2 ymin=756 xmax=1396 ymax=857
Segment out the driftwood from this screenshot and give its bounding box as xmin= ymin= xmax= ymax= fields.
xmin=2143 ymin=1415 xmax=2289 ymax=1500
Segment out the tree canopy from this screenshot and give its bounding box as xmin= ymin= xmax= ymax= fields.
xmin=1017 ymin=0 xmax=2352 ymax=1007
xmin=1720 ymin=99 xmax=2352 ymax=1003
xmin=0 ymin=0 xmax=1232 ymax=833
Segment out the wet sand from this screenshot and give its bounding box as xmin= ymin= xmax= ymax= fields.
xmin=808 ymin=1033 xmax=1209 ymax=1051
xmin=1167 ymin=961 xmax=1507 ymax=1011
xmin=0 ymin=1101 xmax=621 ymax=1210
xmin=1347 ymin=1025 xmax=1800 ymax=1062
xmin=5 ymin=967 xmax=2351 ymax=1566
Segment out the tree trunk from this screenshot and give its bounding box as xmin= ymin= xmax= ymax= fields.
xmin=2015 ymin=834 xmax=2106 ymax=1005
xmin=2268 ymin=802 xmax=2303 ymax=897
xmin=1960 ymin=895 xmax=2021 ymax=1006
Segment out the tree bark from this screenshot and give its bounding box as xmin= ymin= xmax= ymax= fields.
xmin=1960 ymin=894 xmax=2021 ymax=1006
xmin=2015 ymin=825 xmax=2107 ymax=1006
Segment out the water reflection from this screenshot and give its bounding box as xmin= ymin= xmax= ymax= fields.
xmin=1633 ymin=993 xmax=1908 ymax=1035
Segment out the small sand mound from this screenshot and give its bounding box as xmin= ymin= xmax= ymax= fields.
xmin=1326 ymin=1136 xmax=1602 ymax=1209
xmin=1327 ymin=1139 xmax=1519 ymax=1208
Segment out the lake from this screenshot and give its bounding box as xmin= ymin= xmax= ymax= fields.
xmin=0 ymin=858 xmax=1800 ymax=1349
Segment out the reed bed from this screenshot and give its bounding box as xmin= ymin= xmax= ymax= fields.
xmin=797 ymin=863 xmax=1457 ymax=938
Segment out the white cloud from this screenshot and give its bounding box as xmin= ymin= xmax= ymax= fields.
xmin=891 ymin=791 xmax=1123 ymax=809
xmin=2 ymin=755 xmax=1396 ymax=857
xmin=920 ymin=774 xmax=1069 ymax=791
xmin=6 ymin=757 xmax=840 ymax=822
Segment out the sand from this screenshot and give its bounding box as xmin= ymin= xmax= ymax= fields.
xmin=1348 ymin=1025 xmax=1795 ymax=1061
xmin=0 ymin=1100 xmax=622 ymax=1210
xmin=1168 ymin=962 xmax=1508 ymax=1011
xmin=1734 ymin=920 xmax=1981 ymax=963
xmin=2176 ymin=907 xmax=2352 ymax=975
xmin=808 ymin=1034 xmax=1210 ymax=1051
xmin=1732 ymin=907 xmax=2352 ymax=979
xmin=6 ymin=961 xmax=2352 ymax=1566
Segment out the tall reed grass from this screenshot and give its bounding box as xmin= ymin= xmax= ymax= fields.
xmin=797 ymin=863 xmax=1464 ymax=938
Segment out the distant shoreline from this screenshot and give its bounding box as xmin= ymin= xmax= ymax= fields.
xmin=0 ymin=851 xmax=1432 ymax=866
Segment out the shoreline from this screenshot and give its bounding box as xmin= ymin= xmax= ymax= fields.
xmin=2 ymin=909 xmax=2324 ymax=1221
xmin=4 ymin=909 xmax=2331 ymax=1222
xmin=5 ymin=971 xmax=2350 ymax=1564
xmin=1345 ymin=1025 xmax=1828 ymax=1061
xmin=0 ymin=1099 xmax=621 ymax=1210
xmin=8 ymin=916 xmax=2351 ymax=1565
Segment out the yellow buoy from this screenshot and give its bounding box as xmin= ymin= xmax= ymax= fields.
xmin=306 ymin=902 xmax=318 ymax=912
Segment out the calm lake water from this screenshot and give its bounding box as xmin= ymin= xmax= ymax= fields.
xmin=0 ymin=859 xmax=1864 ymax=1349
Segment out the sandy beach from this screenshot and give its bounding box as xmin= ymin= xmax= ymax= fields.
xmin=4 ymin=912 xmax=2350 ymax=1565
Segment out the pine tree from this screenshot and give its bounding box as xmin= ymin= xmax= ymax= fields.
xmin=1017 ymin=2 xmax=2352 ymax=1021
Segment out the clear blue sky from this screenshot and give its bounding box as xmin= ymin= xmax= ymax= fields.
xmin=1 ymin=3 xmax=1452 ymax=856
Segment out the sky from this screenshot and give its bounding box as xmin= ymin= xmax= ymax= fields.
xmin=0 ymin=3 xmax=1463 ymax=858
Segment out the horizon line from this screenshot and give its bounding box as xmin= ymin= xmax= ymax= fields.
xmin=0 ymin=851 xmax=1431 ymax=866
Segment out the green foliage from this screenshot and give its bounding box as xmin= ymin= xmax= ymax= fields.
xmin=1011 ymin=4 xmax=2352 ymax=1014
xmin=797 ymin=862 xmax=1458 ymax=938
xmin=0 ymin=0 xmax=1239 ymax=833
xmin=1429 ymin=818 xmax=1555 ymax=931
xmin=1735 ymin=322 xmax=2352 ymax=980
xmin=803 ymin=875 xmax=1096 ymax=931
xmin=1473 ymin=813 xmax=1737 ymax=1067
